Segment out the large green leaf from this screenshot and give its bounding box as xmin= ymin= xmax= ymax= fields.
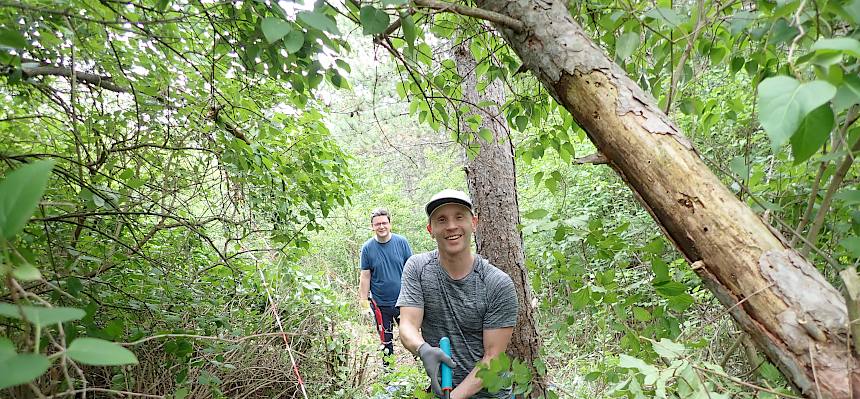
xmin=283 ymin=31 xmax=304 ymax=53
xmin=834 ymin=189 xmax=860 ymax=204
xmin=810 ymin=37 xmax=860 ymax=58
xmin=651 ymin=338 xmax=686 ymax=360
xmin=261 ymin=17 xmax=292 ymax=44
xmin=0 ymin=303 xmax=85 ymax=327
xmin=0 ymin=28 xmax=27 ymax=49
xmin=66 ymin=338 xmax=138 ymax=366
xmin=790 ymin=104 xmax=834 ymax=163
xmin=834 ymin=75 xmax=860 ymax=111
xmin=0 ymin=159 xmax=55 ymax=239
xmin=841 ymin=236 xmax=860 ymax=258
xmin=615 ymin=32 xmax=640 ymax=61
xmin=757 ymin=77 xmax=836 ymax=150
xmin=359 ymin=6 xmax=390 ymax=35
xmin=0 ymin=353 xmax=51 ymax=389
xmin=297 ymin=11 xmax=339 ymax=35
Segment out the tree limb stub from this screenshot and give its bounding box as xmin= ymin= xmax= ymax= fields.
xmin=207 ymin=105 xmax=251 ymax=145
xmin=477 ymin=1 xmax=860 ymax=397
xmin=411 ymin=0 xmax=524 ymax=32
xmin=572 ymin=152 xmax=607 ymax=165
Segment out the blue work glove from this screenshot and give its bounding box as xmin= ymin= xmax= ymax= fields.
xmin=417 ymin=342 xmax=456 ymax=397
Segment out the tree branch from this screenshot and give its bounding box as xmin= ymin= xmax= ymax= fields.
xmin=411 ymin=0 xmax=524 ymax=32
xmin=21 ymin=65 xmax=128 ymax=93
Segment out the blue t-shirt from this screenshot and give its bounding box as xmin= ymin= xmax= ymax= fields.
xmin=360 ymin=234 xmax=413 ymax=307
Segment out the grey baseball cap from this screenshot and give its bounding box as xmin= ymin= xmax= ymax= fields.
xmin=425 ymin=189 xmax=473 ymax=217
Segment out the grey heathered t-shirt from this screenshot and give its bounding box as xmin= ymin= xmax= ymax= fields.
xmin=397 ymin=250 xmax=518 ymax=398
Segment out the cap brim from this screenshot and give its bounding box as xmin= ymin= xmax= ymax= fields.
xmin=426 ymin=198 xmax=472 ymax=217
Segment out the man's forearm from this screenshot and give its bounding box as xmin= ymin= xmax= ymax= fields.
xmin=399 ymin=323 xmax=424 ymax=354
xmin=450 ymin=358 xmax=490 ymax=399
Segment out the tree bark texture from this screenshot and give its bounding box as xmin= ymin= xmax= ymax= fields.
xmin=474 ymin=1 xmax=859 ymax=397
xmin=453 ymin=42 xmax=546 ymax=397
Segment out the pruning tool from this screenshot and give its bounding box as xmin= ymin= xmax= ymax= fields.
xmin=440 ymin=336 xmax=453 ymax=399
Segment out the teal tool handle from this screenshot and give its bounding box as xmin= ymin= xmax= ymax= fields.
xmin=440 ymin=337 xmax=453 ymax=393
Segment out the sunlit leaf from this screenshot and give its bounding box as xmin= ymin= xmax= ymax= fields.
xmin=261 ymin=17 xmax=292 ymax=44
xmin=66 ymin=338 xmax=138 ymax=366
xmin=841 ymin=236 xmax=860 ymax=257
xmin=0 ymin=159 xmax=55 ymax=239
xmin=0 ymin=303 xmax=85 ymax=327
xmin=757 ymin=77 xmax=836 ymax=150
xmin=297 ymin=11 xmax=339 ymax=35
xmin=11 ymin=263 xmax=41 ymax=282
xmin=810 ymin=37 xmax=860 ymax=58
xmin=651 ymin=338 xmax=686 ymax=360
xmin=523 ymin=209 xmax=548 ymax=219
xmin=283 ymin=31 xmax=305 ymax=53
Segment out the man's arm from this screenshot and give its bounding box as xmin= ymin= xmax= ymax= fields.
xmin=450 ymin=327 xmax=514 ymax=399
xmin=358 ymin=269 xmax=371 ymax=306
xmin=398 ymin=306 xmax=425 ymax=353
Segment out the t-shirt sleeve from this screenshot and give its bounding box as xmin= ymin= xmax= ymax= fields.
xmin=359 ymin=244 xmax=371 ymax=271
xmin=396 ymin=255 xmax=423 ymax=308
xmin=484 ymin=272 xmax=518 ymax=329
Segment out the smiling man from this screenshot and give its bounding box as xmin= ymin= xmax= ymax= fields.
xmin=397 ymin=189 xmax=518 ymax=398
xmin=358 ymin=208 xmax=413 ymax=369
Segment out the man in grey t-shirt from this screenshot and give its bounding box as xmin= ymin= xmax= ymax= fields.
xmin=397 ymin=189 xmax=518 ymax=398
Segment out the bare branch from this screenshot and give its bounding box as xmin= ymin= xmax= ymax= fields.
xmin=412 ymin=0 xmax=524 ymax=32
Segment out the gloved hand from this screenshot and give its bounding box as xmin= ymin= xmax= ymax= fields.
xmin=417 ymin=342 xmax=456 ymax=397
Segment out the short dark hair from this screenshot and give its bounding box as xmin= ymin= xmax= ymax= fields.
xmin=370 ymin=208 xmax=390 ymax=223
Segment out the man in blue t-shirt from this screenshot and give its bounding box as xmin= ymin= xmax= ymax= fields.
xmin=358 ymin=208 xmax=413 ymax=368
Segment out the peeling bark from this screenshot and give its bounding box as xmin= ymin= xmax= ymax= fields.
xmin=475 ymin=1 xmax=860 ymax=397
xmin=454 ymin=42 xmax=546 ymax=397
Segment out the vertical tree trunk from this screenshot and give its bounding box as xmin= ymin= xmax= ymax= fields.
xmin=453 ymin=42 xmax=547 ymax=397
xmin=473 ymin=1 xmax=859 ymax=397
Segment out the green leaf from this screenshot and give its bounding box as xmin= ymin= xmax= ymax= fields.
xmin=0 ymin=353 xmax=51 ymax=389
xmin=0 ymin=338 xmax=14 ymax=360
xmin=667 ymin=292 xmax=694 ymax=312
xmin=619 ymin=354 xmax=658 ymax=375
xmin=834 ymin=189 xmax=860 ymax=204
xmin=66 ymin=338 xmax=138 ymax=366
xmin=0 ymin=303 xmax=85 ymax=327
xmin=283 ymin=31 xmax=304 ymax=53
xmin=261 ymin=17 xmax=292 ymax=44
xmin=633 ymin=307 xmax=652 ymax=321
xmin=359 ymin=6 xmax=390 ymax=35
xmin=297 ymin=11 xmax=339 ymax=35
xmin=844 ymin=0 xmax=860 ymax=24
xmin=645 ymin=7 xmax=683 ymax=28
xmin=790 ymin=104 xmax=834 ymax=163
xmin=757 ymin=77 xmax=836 ymax=150
xmin=523 ymin=209 xmax=548 ymax=219
xmin=728 ymin=156 xmax=749 ymax=179
xmin=651 ymin=338 xmax=686 ymax=360
xmin=810 ymin=37 xmax=860 ymax=58
xmin=654 ymin=280 xmax=686 ymax=297
xmin=840 ymin=236 xmax=860 ymax=258
xmin=477 ymin=128 xmax=494 ymax=143
xmin=401 ymin=13 xmax=416 ymax=48
xmin=0 ymin=159 xmax=55 ymax=239
xmin=0 ymin=28 xmax=27 ymax=49
xmin=834 ymin=75 xmax=860 ymax=111
xmin=11 ymin=263 xmax=41 ymax=282
xmin=615 ymin=32 xmax=639 ymax=61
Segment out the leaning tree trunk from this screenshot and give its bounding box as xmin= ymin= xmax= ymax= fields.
xmin=453 ymin=42 xmax=546 ymax=397
xmin=472 ymin=1 xmax=858 ymax=397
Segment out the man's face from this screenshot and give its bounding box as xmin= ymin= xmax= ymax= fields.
xmin=427 ymin=203 xmax=477 ymax=256
xmin=371 ymin=215 xmax=391 ymax=241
